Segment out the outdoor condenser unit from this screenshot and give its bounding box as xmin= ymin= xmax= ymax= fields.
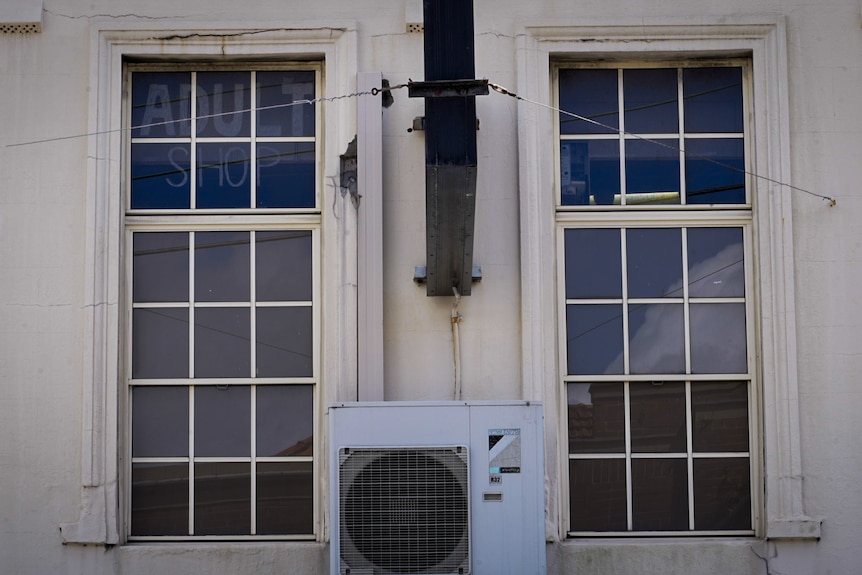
xmin=329 ymin=401 xmax=546 ymax=575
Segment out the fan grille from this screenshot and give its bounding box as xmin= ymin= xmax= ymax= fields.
xmin=339 ymin=447 xmax=470 ymax=575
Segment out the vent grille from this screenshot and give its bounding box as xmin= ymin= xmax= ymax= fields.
xmin=338 ymin=447 xmax=470 ymax=575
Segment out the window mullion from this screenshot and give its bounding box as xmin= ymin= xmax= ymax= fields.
xmin=678 ymin=67 xmax=687 ymax=206
xmin=617 ymin=69 xmax=627 ymax=206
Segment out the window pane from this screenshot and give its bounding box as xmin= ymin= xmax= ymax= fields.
xmin=568 ymin=383 xmax=625 ymax=454
xmin=130 ymin=143 xmax=191 ymax=209
xmin=194 ymin=385 xmax=251 ymax=457
xmin=194 ymin=307 xmax=250 ymax=378
xmin=690 ymin=303 xmax=747 ymax=374
xmin=687 ymin=227 xmax=745 ymax=298
xmin=257 ymin=71 xmax=316 ymax=138
xmin=560 ymin=140 xmax=620 ymax=206
xmin=631 ymin=458 xmax=689 ymax=531
xmin=693 ymin=458 xmax=751 ymax=530
xmin=132 ymin=308 xmax=189 ymax=379
xmin=257 ymin=385 xmax=314 ymax=457
xmin=257 ymin=461 xmax=314 ymax=535
xmin=683 ymin=67 xmax=744 ymax=133
xmin=630 ymin=382 xmax=686 ymax=453
xmin=132 ymin=386 xmax=189 ymax=457
xmin=196 ymin=143 xmax=251 ymax=208
xmin=626 ymin=228 xmax=683 ymax=298
xmin=569 ymin=459 xmax=627 ymax=531
xmin=566 ymin=304 xmax=624 ymax=375
xmin=133 ymin=232 xmax=189 ymax=303
xmin=623 ymin=68 xmax=678 ymax=134
xmin=628 ymin=304 xmax=685 ymax=374
xmin=256 ymin=307 xmax=313 ymax=377
xmin=194 ymin=231 xmax=250 ymax=302
xmin=194 ymin=462 xmax=251 ymax=535
xmin=131 ymin=463 xmax=189 ymax=536
xmin=558 ymin=69 xmax=618 ymax=135
xmin=256 ymin=142 xmax=316 ymax=208
xmin=685 ymin=138 xmax=745 ymax=205
xmin=564 ymin=228 xmax=622 ymax=299
xmin=196 ymin=71 xmax=251 ymax=138
xmin=625 ymin=139 xmax=680 ymax=204
xmin=256 ymin=231 xmax=313 ymax=302
xmin=692 ymin=382 xmax=750 ymax=453
xmin=131 ymin=72 xmax=192 ymax=138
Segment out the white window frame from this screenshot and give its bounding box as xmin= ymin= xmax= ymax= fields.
xmin=61 ymin=21 xmax=358 ymax=546
xmin=515 ymin=17 xmax=820 ymax=541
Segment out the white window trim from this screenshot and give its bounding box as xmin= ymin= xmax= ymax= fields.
xmin=515 ymin=17 xmax=820 ymax=541
xmin=60 ymin=21 xmax=358 ymax=545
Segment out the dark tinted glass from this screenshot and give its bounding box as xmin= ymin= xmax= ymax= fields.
xmin=131 ymin=72 xmax=192 ymax=138
xmin=256 ymin=307 xmax=314 ymax=377
xmin=564 ymin=228 xmax=622 ymax=299
xmin=194 ymin=307 xmax=250 ymax=378
xmin=625 ymin=139 xmax=680 ymax=203
xmin=196 ymin=71 xmax=251 ymax=138
xmin=690 ymin=303 xmax=747 ymax=374
xmin=256 ymin=231 xmax=313 ymax=302
xmin=559 ymin=69 xmax=618 ymax=135
xmin=132 ymin=308 xmax=189 ymax=379
xmin=566 ymin=304 xmax=624 ymax=375
xmin=256 ymin=461 xmax=314 ymax=534
xmin=631 ymin=458 xmax=689 ymax=530
xmin=257 ymin=71 xmax=316 ymax=138
xmin=628 ymin=303 xmax=685 ymax=374
xmin=626 ymin=228 xmax=683 ymax=298
xmin=691 ymin=382 xmax=750 ymax=453
xmin=194 ymin=385 xmax=250 ymax=457
xmin=568 ymin=383 xmax=625 ymax=453
xmin=194 ymin=231 xmax=250 ymax=302
xmin=630 ymin=382 xmax=687 ymax=453
xmin=257 ymin=385 xmax=314 ymax=456
xmin=132 ymin=386 xmax=189 ymax=457
xmin=623 ymin=68 xmax=678 ymax=134
xmin=130 ymin=143 xmax=191 ymax=209
xmin=133 ymin=232 xmax=189 ymax=303
xmin=693 ymin=458 xmax=751 ymax=530
xmin=256 ymin=142 xmax=316 ymax=208
xmin=131 ymin=463 xmax=189 ymax=536
xmin=194 ymin=462 xmax=251 ymax=535
xmin=569 ymin=459 xmax=627 ymax=531
xmin=685 ymin=138 xmax=745 ymax=204
xmin=687 ymin=227 xmax=745 ymax=298
xmin=560 ymin=140 xmax=620 ymax=205
xmin=196 ymin=143 xmax=251 ymax=208
xmin=683 ymin=67 xmax=744 ymax=133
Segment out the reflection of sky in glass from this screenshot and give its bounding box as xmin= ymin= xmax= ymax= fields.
xmin=131 ymin=143 xmax=190 ymax=209
xmin=256 ymin=143 xmax=315 ymax=208
xmin=257 ymin=385 xmax=313 ymax=456
xmin=257 ymin=71 xmax=316 ymax=138
xmin=687 ymin=228 xmax=745 ymax=297
xmin=626 ymin=228 xmax=682 ymax=298
xmin=685 ymin=139 xmax=745 ymax=204
xmin=132 ymin=386 xmax=189 ymax=457
xmin=628 ymin=304 xmax=685 ymax=374
xmin=196 ymin=143 xmax=251 ymax=208
xmin=133 ymin=232 xmax=189 ymax=303
xmin=132 ymin=308 xmax=189 ymax=379
xmin=683 ymin=67 xmax=744 ymax=133
xmin=690 ymin=303 xmax=747 ymax=374
xmin=195 ymin=231 xmax=250 ymax=302
xmin=257 ymin=307 xmax=313 ymax=377
xmin=196 ymin=71 xmax=251 ymax=138
xmin=131 ymin=72 xmax=192 ymax=138
xmin=624 ymin=68 xmax=678 ymax=134
xmin=559 ymin=69 xmax=618 ymax=135
xmin=256 ymin=231 xmax=312 ymax=301
xmin=565 ymin=228 xmax=621 ymax=299
xmin=566 ymin=304 xmax=624 ymax=375
xmin=195 ymin=386 xmax=250 ymax=457
xmin=194 ymin=307 xmax=250 ymax=378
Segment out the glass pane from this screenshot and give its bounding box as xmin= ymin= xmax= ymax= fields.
xmin=630 ymin=382 xmax=687 ymax=453
xmin=133 ymin=232 xmax=189 ymax=303
xmin=558 ymin=69 xmax=618 ymax=135
xmin=566 ymin=304 xmax=624 ymax=375
xmin=691 ymin=382 xmax=750 ymax=453
xmin=194 ymin=385 xmax=250 ymax=457
xmin=256 ymin=231 xmax=313 ymax=302
xmin=194 ymin=307 xmax=250 ymax=378
xmin=567 ymin=383 xmax=625 ymax=454
xmin=194 ymin=462 xmax=251 ymax=535
xmin=196 ymin=142 xmax=251 ymax=208
xmin=256 ymin=307 xmax=314 ymax=377
xmin=196 ymin=71 xmax=251 ymax=138
xmin=687 ymin=227 xmax=745 ymax=298
xmin=623 ymin=68 xmax=678 ymax=134
xmin=130 ymin=143 xmax=191 ymax=209
xmin=132 ymin=308 xmax=189 ymax=379
xmin=690 ymin=303 xmax=747 ymax=374
xmin=628 ymin=304 xmax=685 ymax=374
xmin=131 ymin=72 xmax=192 ymax=138
xmin=631 ymin=458 xmax=689 ymax=531
xmin=257 ymin=385 xmax=314 ymax=456
xmin=569 ymin=459 xmax=627 ymax=532
xmin=625 ymin=139 xmax=680 ymax=204
xmin=560 ymin=140 xmax=620 ymax=205
xmin=132 ymin=386 xmax=189 ymax=457
xmin=685 ymin=138 xmax=745 ymax=204
xmin=564 ymin=228 xmax=622 ymax=299
xmin=131 ymin=463 xmax=189 ymax=536
xmin=626 ymin=228 xmax=683 ymax=298
xmin=256 ymin=461 xmax=314 ymax=535
xmin=256 ymin=142 xmax=316 ymax=208
xmin=257 ymin=71 xmax=316 ymax=138
xmin=693 ymin=457 xmax=751 ymax=530
xmin=194 ymin=231 xmax=250 ymax=302
xmin=683 ymin=67 xmax=744 ymax=133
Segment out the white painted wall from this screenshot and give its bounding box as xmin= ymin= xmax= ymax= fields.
xmin=1 ymin=1 xmax=861 ymax=574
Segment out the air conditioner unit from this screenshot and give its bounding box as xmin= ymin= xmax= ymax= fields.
xmin=329 ymin=401 xmax=546 ymax=575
